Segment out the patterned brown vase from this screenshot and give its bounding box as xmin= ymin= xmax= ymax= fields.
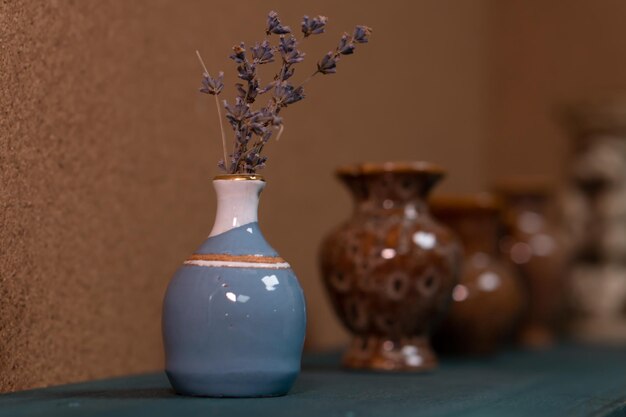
xmin=494 ymin=179 xmax=567 ymax=348
xmin=319 ymin=162 xmax=461 ymax=371
xmin=431 ymin=194 xmax=524 ymax=355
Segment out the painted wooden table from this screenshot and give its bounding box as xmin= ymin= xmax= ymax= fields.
xmin=1 ymin=345 xmax=625 ymax=417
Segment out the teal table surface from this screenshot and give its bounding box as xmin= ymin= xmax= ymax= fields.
xmin=1 ymin=345 xmax=626 ymax=417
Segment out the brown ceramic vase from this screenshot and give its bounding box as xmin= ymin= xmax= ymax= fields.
xmin=559 ymin=99 xmax=626 ymax=342
xmin=494 ymin=179 xmax=567 ymax=348
xmin=319 ymin=162 xmax=461 ymax=371
xmin=431 ymin=194 xmax=524 ymax=355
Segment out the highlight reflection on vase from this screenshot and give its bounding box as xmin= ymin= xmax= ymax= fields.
xmin=319 ymin=162 xmax=461 ymax=371
xmin=431 ymin=194 xmax=524 ymax=355
xmin=495 ymin=179 xmax=567 ymax=348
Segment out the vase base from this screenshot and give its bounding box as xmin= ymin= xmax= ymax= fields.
xmin=568 ymin=318 xmax=626 ymax=344
xmin=518 ymin=324 xmax=556 ymax=349
xmin=166 ymin=369 xmax=298 ymax=398
xmin=342 ymin=336 xmax=437 ymax=372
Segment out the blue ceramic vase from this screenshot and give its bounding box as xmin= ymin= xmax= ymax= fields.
xmin=162 ymin=174 xmax=306 ymax=397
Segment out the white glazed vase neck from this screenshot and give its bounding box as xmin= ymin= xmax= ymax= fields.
xmin=209 ymin=179 xmax=265 ymax=237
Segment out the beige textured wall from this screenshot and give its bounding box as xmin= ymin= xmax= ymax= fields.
xmin=489 ymin=0 xmax=626 ymax=180
xmin=2 ymin=0 xmax=492 ymax=391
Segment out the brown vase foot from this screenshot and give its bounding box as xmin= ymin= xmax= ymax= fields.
xmin=569 ymin=318 xmax=626 ymax=344
xmin=342 ymin=336 xmax=438 ymax=372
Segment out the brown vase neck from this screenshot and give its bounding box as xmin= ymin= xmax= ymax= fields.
xmin=504 ymin=194 xmax=550 ymax=211
xmin=338 ymin=169 xmax=443 ymax=213
xmin=435 ymin=210 xmax=500 ymax=255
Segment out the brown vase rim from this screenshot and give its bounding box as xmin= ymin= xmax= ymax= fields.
xmin=336 ymin=161 xmax=446 ymax=178
xmin=559 ymin=97 xmax=626 ymax=135
xmin=214 ymin=174 xmax=266 ymax=182
xmin=492 ymin=177 xmax=555 ymax=196
xmin=430 ymin=193 xmax=502 ymax=213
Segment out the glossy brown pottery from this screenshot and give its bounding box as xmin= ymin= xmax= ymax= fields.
xmin=319 ymin=162 xmax=461 ymax=371
xmin=431 ymin=195 xmax=524 ymax=355
xmin=495 ymin=179 xmax=567 ymax=348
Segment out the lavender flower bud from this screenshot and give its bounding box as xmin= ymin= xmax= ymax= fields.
xmin=282 ymin=48 xmax=305 ymax=65
xmin=353 ymin=25 xmax=372 ymax=43
xmin=199 ymin=71 xmax=224 ymax=95
xmin=266 ymin=11 xmax=291 ymax=35
xmin=284 ymin=86 xmax=304 ymax=105
xmin=235 ymin=127 xmax=250 ymax=145
xmin=317 ymin=52 xmax=337 ymax=74
xmin=301 ymin=15 xmax=328 ymax=37
xmin=245 ymin=152 xmax=259 ymax=163
xmin=235 ymin=80 xmax=258 ymax=103
xmin=235 ymin=83 xmax=247 ymax=98
xmin=337 ymin=33 xmax=355 ymax=55
xmin=224 ymin=97 xmax=251 ymax=126
xmin=248 ymin=122 xmax=266 ymax=136
xmin=229 ymin=43 xmax=246 ymax=63
xmin=281 ymin=66 xmax=295 ymax=80
xmin=274 ymin=82 xmax=305 ymax=106
xmin=251 ymin=109 xmax=271 ymax=124
xmin=278 ymin=35 xmax=297 ymax=54
xmin=245 ymin=153 xmax=268 ymax=171
xmin=236 ymin=63 xmax=256 ymax=82
xmin=230 ymin=151 xmax=241 ymax=166
xmin=277 ymin=35 xmax=302 ymax=74
xmin=251 ymin=40 xmax=274 ymax=64
xmin=258 ymin=81 xmax=276 ymax=94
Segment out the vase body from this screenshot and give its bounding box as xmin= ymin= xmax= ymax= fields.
xmin=319 ymin=162 xmax=461 ymax=371
xmin=431 ymin=195 xmax=524 ymax=355
xmin=560 ymin=99 xmax=626 ymax=342
xmin=162 ymin=176 xmax=306 ymax=397
xmin=495 ymin=179 xmax=567 ymax=348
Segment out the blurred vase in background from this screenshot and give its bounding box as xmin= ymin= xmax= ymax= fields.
xmin=560 ymin=99 xmax=626 ymax=343
xmin=319 ymin=162 xmax=461 ymax=371
xmin=495 ymin=178 xmax=567 ymax=348
xmin=431 ymin=194 xmax=524 ymax=355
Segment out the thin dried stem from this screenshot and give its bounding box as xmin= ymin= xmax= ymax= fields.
xmin=214 ymin=95 xmax=229 ymax=170
xmin=275 ymin=124 xmax=285 ymax=141
xmin=195 ymin=50 xmax=209 ymax=75
xmin=297 ymin=70 xmax=320 ymax=89
xmin=196 ymin=50 xmax=229 ymax=171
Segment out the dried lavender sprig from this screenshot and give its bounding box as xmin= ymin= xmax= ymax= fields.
xmin=296 ymin=25 xmax=372 ymax=89
xmin=198 ymin=11 xmax=371 ymax=174
xmin=230 ymin=43 xmax=258 ymax=105
xmin=354 ymin=25 xmax=372 ymax=43
xmin=301 ymin=15 xmax=327 ymax=37
xmin=259 ymin=15 xmax=371 ymax=171
xmin=251 ymin=40 xmax=275 ymax=64
xmin=316 ymin=25 xmax=372 ymax=75
xmin=196 ymin=50 xmax=229 ymax=171
xmin=266 ymin=11 xmax=291 ymax=35
xmin=227 ymin=41 xmax=272 ymax=173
